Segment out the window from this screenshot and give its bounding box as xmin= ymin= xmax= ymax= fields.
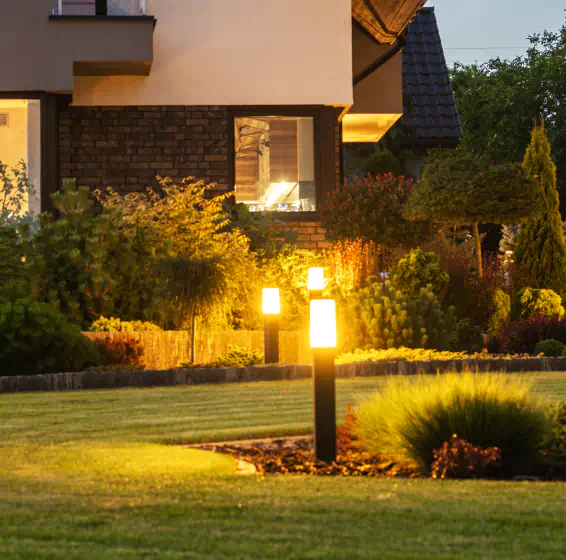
xmin=0 ymin=99 xmax=41 ymax=218
xmin=234 ymin=116 xmax=316 ymax=212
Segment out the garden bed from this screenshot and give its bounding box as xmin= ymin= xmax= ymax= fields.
xmin=196 ymin=437 xmax=418 ymax=478
xmin=4 ymin=356 xmax=566 ymax=393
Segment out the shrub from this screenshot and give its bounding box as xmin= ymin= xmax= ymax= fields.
xmin=180 ymin=345 xmax=263 ymax=368
xmin=544 ymin=401 xmax=566 ymax=454
xmin=323 ymin=239 xmax=373 ymax=294
xmin=431 ymin=435 xmax=502 ymax=479
xmin=354 ymin=373 xmax=549 ymax=474
xmin=28 ymin=180 xmax=125 ymax=328
xmin=259 ymin=247 xmax=322 ymax=329
xmin=0 ymin=299 xmax=100 ymax=375
xmin=391 ymin=248 xmax=449 ymax=298
xmin=454 ymin=318 xmax=484 ymax=353
xmin=423 ymin=237 xmax=509 ymax=331
xmin=216 ymin=345 xmax=264 ymax=367
xmin=511 ymin=288 xmax=565 ymax=321
xmin=534 ymin=339 xmax=565 ymax=357
xmin=487 ymin=289 xmax=511 ymax=336
xmin=346 ymin=278 xmax=458 ymax=350
xmin=500 ymin=316 xmax=566 ymax=354
xmin=93 ymin=336 xmax=145 ymax=369
xmin=89 ymin=316 xmax=162 ymax=333
xmin=337 ymin=347 xmax=470 ymax=365
xmin=322 ymin=174 xmax=430 ymax=249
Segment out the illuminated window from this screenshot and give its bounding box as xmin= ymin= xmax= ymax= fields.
xmin=0 ymin=99 xmax=41 ymax=218
xmin=234 ymin=116 xmax=316 ymax=212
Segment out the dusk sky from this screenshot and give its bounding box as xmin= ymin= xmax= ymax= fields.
xmin=426 ymin=0 xmax=566 ymax=67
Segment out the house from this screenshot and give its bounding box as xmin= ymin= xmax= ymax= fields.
xmin=344 ymin=6 xmax=462 ymax=180
xmin=0 ymin=0 xmax=427 ymax=249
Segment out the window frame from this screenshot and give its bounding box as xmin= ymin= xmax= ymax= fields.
xmin=0 ymin=91 xmax=70 ymax=214
xmin=227 ymin=105 xmax=337 ymax=221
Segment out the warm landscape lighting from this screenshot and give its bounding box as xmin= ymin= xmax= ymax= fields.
xmin=308 ymin=267 xmax=325 ymax=292
xmin=310 ymin=299 xmax=337 ymax=349
xmin=310 ymin=298 xmax=338 ymax=463
xmin=262 ymin=288 xmax=281 ymax=315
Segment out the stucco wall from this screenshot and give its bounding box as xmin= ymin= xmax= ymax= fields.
xmin=73 ymin=0 xmax=353 ymax=107
xmin=0 ymin=0 xmax=153 ymax=92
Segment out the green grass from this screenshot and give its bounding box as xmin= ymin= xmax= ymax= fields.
xmin=1 ymin=372 xmax=565 ymax=446
xmin=0 ymin=373 xmax=566 ymax=558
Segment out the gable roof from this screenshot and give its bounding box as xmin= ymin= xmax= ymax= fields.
xmin=401 ymin=7 xmax=462 ymax=148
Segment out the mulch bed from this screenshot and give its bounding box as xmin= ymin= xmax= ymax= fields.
xmin=194 ymin=437 xmax=566 ymax=480
xmin=196 ymin=437 xmax=419 ymax=478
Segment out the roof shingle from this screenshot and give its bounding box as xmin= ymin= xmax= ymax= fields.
xmin=401 ymin=7 xmax=462 ymax=146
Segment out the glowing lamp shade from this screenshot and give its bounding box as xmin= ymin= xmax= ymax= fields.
xmin=310 ymin=299 xmax=337 ymax=349
xmin=308 ymin=267 xmax=325 ymax=291
xmin=262 ymin=288 xmax=281 ymax=315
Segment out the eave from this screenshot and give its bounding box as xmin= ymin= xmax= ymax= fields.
xmin=352 ymin=0 xmax=427 ymax=44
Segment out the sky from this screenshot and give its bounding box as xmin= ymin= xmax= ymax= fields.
xmin=426 ymin=0 xmax=566 ymax=67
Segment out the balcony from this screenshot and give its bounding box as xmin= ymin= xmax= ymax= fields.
xmin=54 ymin=0 xmax=148 ymax=16
xmin=48 ymin=0 xmax=155 ymax=79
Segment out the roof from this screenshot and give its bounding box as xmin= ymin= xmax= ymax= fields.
xmin=401 ymin=7 xmax=462 ymax=148
xmin=352 ymin=0 xmax=427 ymax=44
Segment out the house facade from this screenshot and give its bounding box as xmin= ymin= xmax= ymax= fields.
xmin=0 ymin=0 xmax=426 ymax=248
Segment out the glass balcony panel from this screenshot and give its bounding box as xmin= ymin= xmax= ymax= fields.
xmin=57 ymin=0 xmax=146 ymax=15
xmin=108 ymin=0 xmax=145 ymax=15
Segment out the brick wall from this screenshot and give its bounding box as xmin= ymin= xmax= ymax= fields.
xmin=59 ymin=105 xmax=343 ymax=251
xmin=59 ymin=105 xmax=230 ymax=194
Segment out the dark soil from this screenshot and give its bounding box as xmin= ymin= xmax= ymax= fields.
xmin=196 ymin=437 xmax=419 ymax=478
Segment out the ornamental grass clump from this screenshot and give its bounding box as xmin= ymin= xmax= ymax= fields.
xmin=354 ymin=373 xmax=549 ymax=475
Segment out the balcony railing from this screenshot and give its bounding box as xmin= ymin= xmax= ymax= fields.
xmin=55 ymin=0 xmax=148 ymax=16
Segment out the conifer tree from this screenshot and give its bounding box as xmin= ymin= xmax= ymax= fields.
xmin=515 ymin=123 xmax=566 ymax=295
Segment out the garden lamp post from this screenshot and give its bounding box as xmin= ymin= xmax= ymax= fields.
xmin=310 ymin=298 xmax=337 ymax=463
xmin=262 ymin=288 xmax=280 ymax=364
xmin=308 ymin=267 xmax=325 ymax=300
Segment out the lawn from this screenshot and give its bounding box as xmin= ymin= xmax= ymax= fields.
xmin=0 ymin=373 xmax=565 ymax=559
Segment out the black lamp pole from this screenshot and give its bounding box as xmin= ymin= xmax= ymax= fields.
xmin=313 ymin=347 xmax=337 ymax=463
xmin=264 ymin=315 xmax=280 ymax=365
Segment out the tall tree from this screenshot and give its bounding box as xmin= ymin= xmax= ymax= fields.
xmin=404 ymin=151 xmax=539 ymax=277
xmin=514 ymin=123 xmax=566 ymax=295
xmin=451 ymin=23 xmax=566 ymax=199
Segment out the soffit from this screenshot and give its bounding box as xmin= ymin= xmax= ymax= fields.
xmin=352 ymin=0 xmax=427 ymax=44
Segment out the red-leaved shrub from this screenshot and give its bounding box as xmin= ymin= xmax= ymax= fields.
xmin=94 ymin=336 xmax=145 ymax=369
xmin=431 ymin=435 xmax=502 ymax=479
xmin=337 ymin=403 xmax=359 ymax=453
xmin=500 ymin=316 xmax=566 ymax=355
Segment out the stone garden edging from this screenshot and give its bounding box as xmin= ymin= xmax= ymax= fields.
xmin=2 ymin=356 xmax=566 ymax=394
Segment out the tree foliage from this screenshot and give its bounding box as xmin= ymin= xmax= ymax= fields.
xmin=514 ymin=123 xmax=566 ymax=295
xmin=450 ymin=23 xmax=566 ymax=191
xmin=98 ymin=177 xmax=255 ymax=335
xmin=404 ymin=151 xmax=539 ymax=276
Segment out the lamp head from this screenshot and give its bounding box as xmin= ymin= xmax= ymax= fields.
xmin=310 ymin=299 xmax=337 ymax=349
xmin=262 ymin=288 xmax=281 ymax=315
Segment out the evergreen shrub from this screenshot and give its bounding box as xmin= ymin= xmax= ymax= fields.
xmin=0 ymin=299 xmax=100 ymax=375
xmin=180 ymin=345 xmax=263 ymax=368
xmin=346 ymin=278 xmax=458 ymax=350
xmin=93 ymin=337 xmax=145 ymax=369
xmin=511 ymin=288 xmax=565 ymax=321
xmin=534 ymin=339 xmax=565 ymax=357
xmin=391 ymin=248 xmax=449 ymax=298
xmin=89 ymin=316 xmax=162 ymax=333
xmin=488 ymin=289 xmax=511 ymax=335
xmin=354 ymin=373 xmax=549 ymax=474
